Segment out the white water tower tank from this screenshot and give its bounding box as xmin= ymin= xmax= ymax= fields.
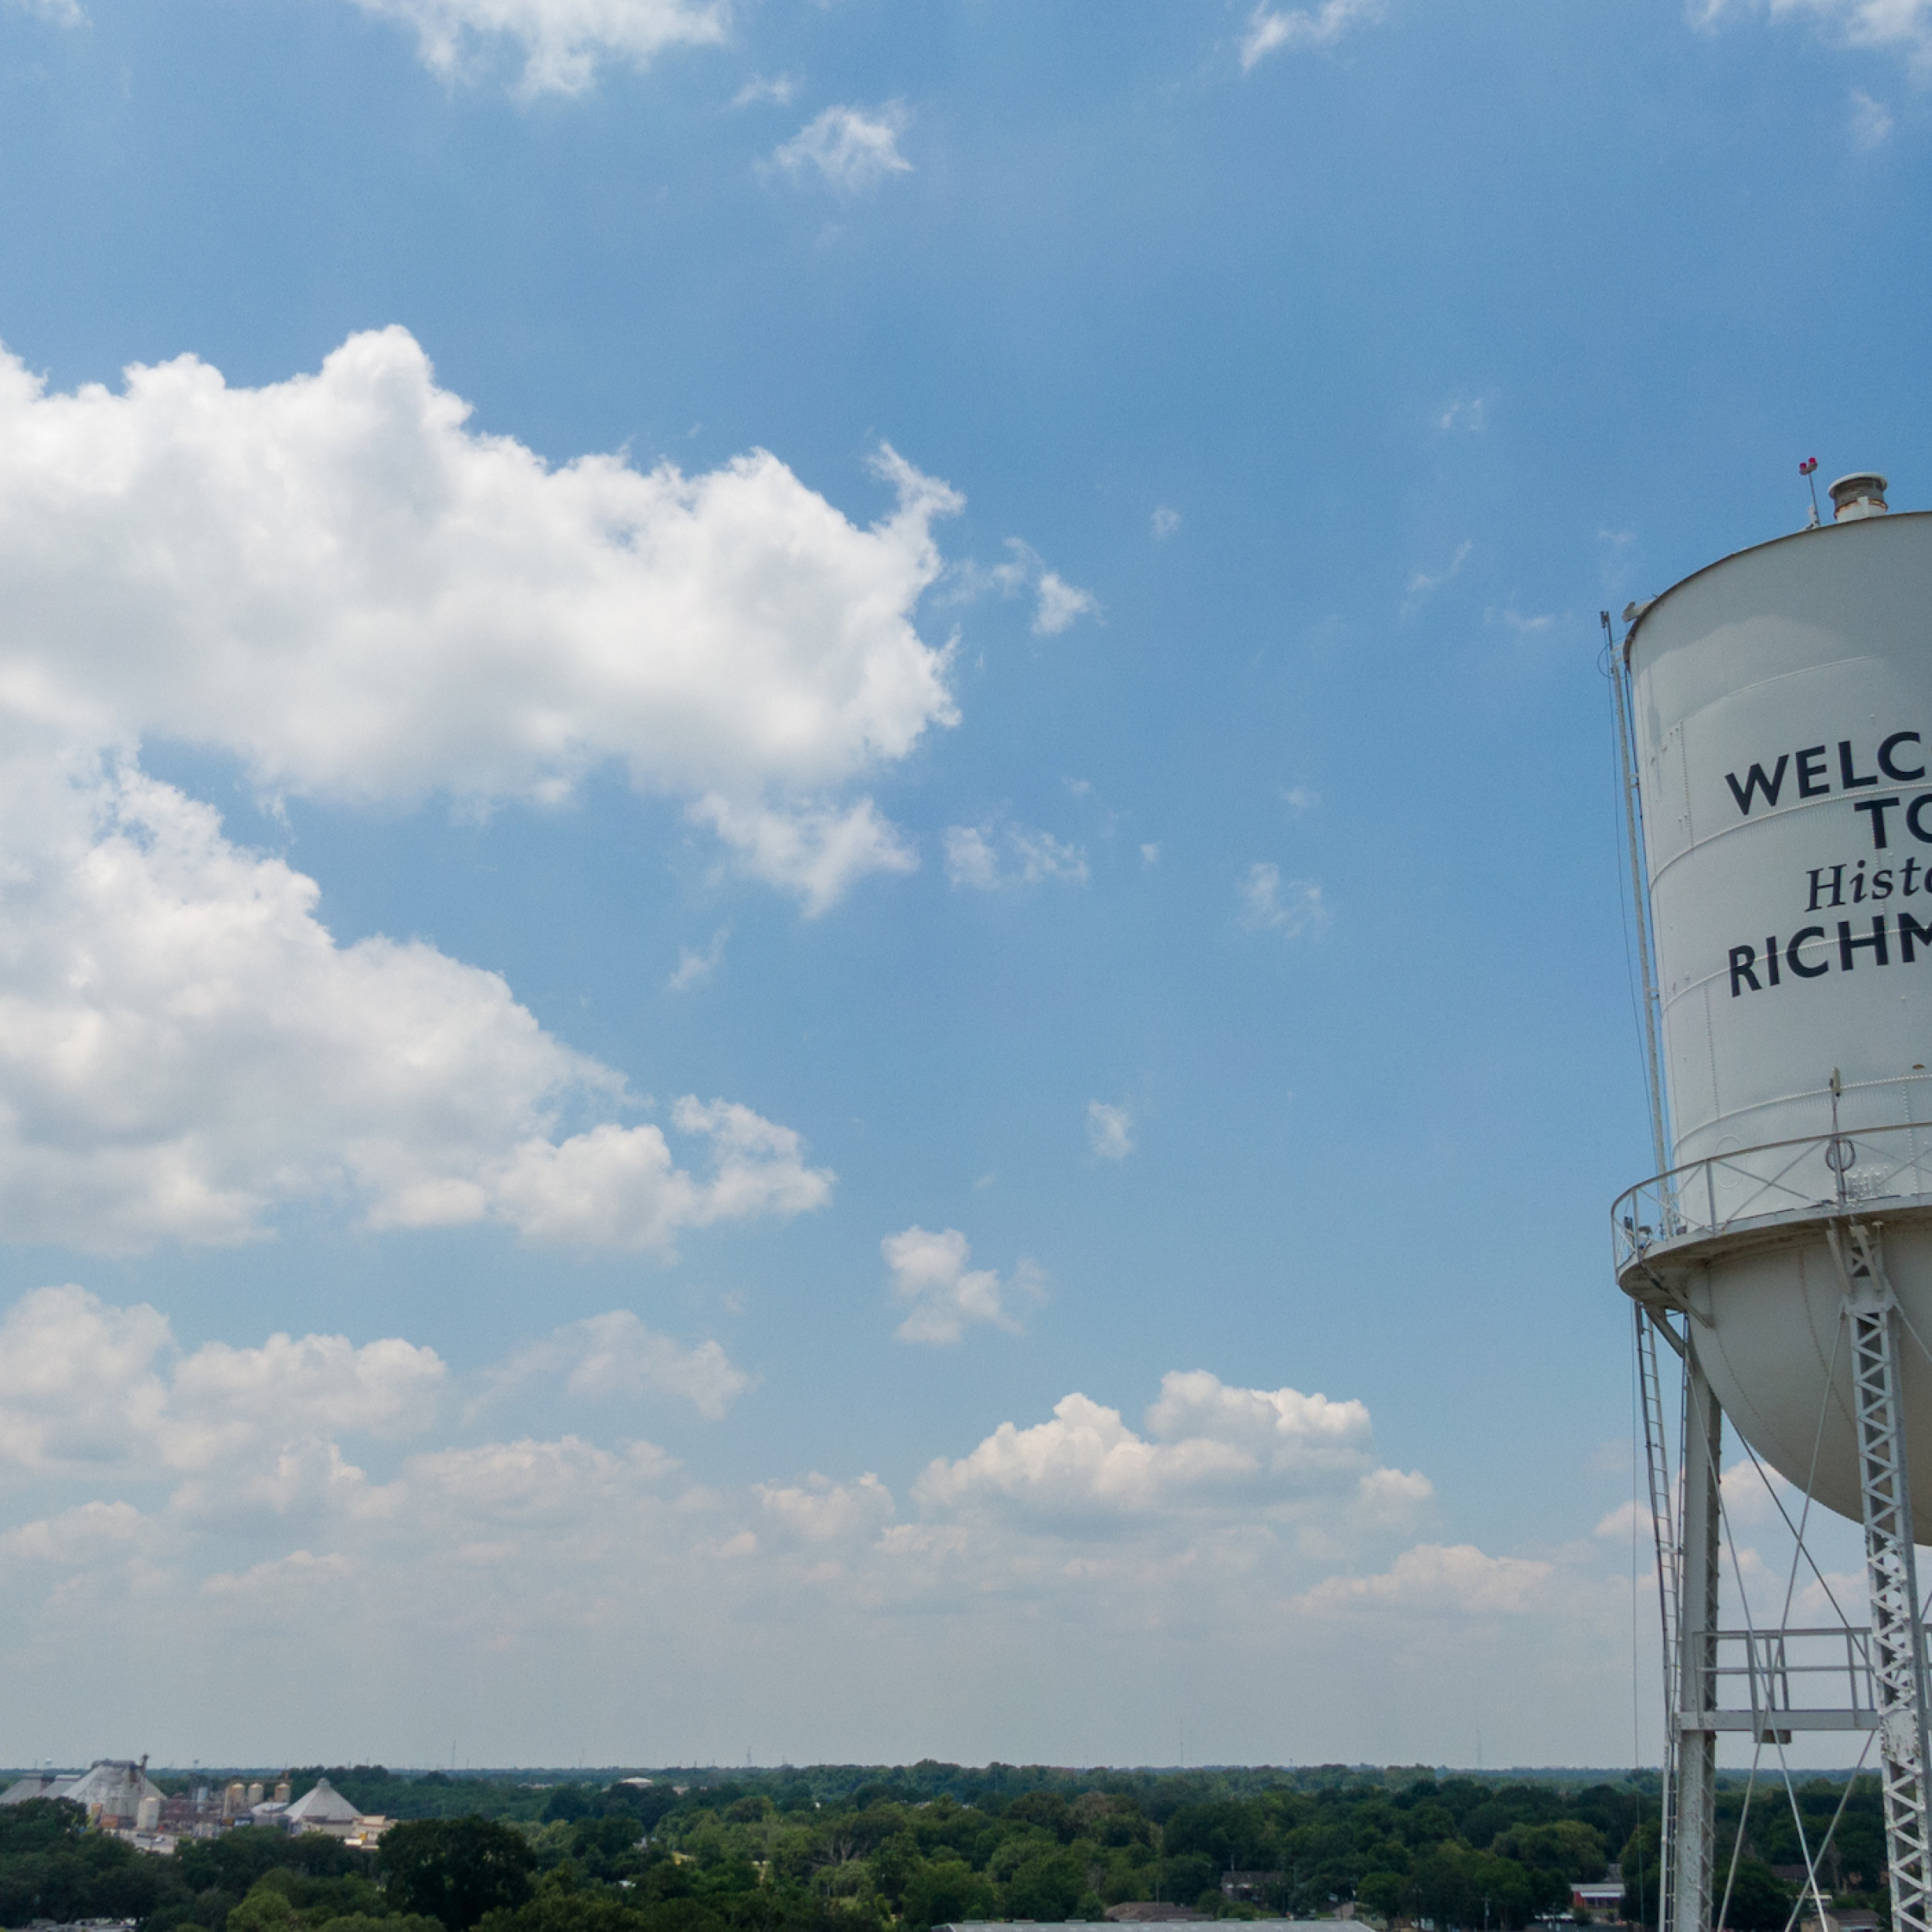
xmin=1620 ymin=478 xmax=1932 ymax=1521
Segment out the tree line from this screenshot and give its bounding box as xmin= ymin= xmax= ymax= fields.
xmin=0 ymin=1762 xmax=1891 ymax=1932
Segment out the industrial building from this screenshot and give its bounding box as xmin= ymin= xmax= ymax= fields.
xmin=0 ymin=1760 xmax=165 ymax=1832
xmin=0 ymin=1763 xmax=387 ymax=1851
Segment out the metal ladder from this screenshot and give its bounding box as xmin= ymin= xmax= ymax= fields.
xmin=1638 ymin=1304 xmax=1682 ymax=1932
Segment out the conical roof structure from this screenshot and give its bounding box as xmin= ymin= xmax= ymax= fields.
xmin=283 ymin=1777 xmax=361 ymax=1826
xmin=63 ymin=1761 xmax=164 ymax=1825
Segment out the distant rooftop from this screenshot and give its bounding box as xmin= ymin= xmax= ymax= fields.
xmin=284 ymin=1778 xmax=360 ymax=1825
xmin=0 ymin=1774 xmax=80 ymax=1807
xmin=0 ymin=1762 xmax=162 ymax=1822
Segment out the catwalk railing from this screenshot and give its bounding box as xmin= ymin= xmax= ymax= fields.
xmin=1690 ymin=1625 xmax=1893 ymax=1734
xmin=1614 ymin=1122 xmax=1932 ymax=1276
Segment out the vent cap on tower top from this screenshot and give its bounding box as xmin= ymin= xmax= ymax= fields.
xmin=1830 ymin=471 xmax=1889 ymax=521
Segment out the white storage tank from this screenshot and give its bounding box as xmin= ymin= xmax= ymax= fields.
xmin=1621 ymin=474 xmax=1932 ymax=1519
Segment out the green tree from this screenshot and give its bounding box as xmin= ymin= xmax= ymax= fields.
xmin=867 ymin=1829 xmax=920 ymax=1907
xmin=1620 ymin=1820 xmax=1663 ymax=1930
xmin=318 ymin=1913 xmax=447 ymax=1932
xmin=901 ymin=1859 xmax=997 ymax=1932
xmin=226 ymin=1886 xmax=297 ymax=1932
xmin=1490 ymin=1823 xmax=1607 ymax=1883
xmin=636 ymin=1901 xmax=726 ymax=1932
xmin=1358 ymin=1871 xmax=1411 ymax=1923
xmin=0 ymin=1798 xmax=162 ymax=1926
xmin=1003 ymin=1850 xmax=1086 ymax=1921
xmin=1719 ymin=1862 xmax=1794 ymax=1932
xmin=1004 ymin=1795 xmax=1072 ymax=1843
xmin=175 ymin=1824 xmax=376 ymax=1902
xmin=476 ymin=1871 xmax=658 ymax=1932
xmin=1155 ymin=1854 xmax=1215 ymax=1908
xmin=382 ymin=1818 xmax=538 ymax=1931
xmin=1163 ymin=1801 xmax=1270 ymax=1872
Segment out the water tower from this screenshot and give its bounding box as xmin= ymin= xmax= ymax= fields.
xmin=1611 ymin=472 xmax=1932 ymax=1932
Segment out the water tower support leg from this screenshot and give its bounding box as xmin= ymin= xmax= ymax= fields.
xmin=1837 ymin=1223 xmax=1932 ymax=1932
xmin=1675 ymin=1345 xmax=1722 ymax=1932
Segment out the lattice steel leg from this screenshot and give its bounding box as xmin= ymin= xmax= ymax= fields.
xmin=1675 ymin=1341 xmax=1722 ymax=1932
xmin=1835 ymin=1220 xmax=1932 ymax=1932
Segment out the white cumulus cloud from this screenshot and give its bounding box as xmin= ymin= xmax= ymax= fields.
xmin=944 ymin=821 xmax=1088 ymax=889
xmin=1291 ymin=1542 xmax=1556 ymax=1616
xmin=773 ymin=103 xmax=914 ymax=190
xmin=0 ymin=328 xmax=960 ymax=911
xmin=484 ymin=1098 xmax=832 ymax=1250
xmin=0 ymin=760 xmax=829 ymax=1253
xmin=1241 ymin=0 xmax=1385 ymax=68
xmin=0 ymin=326 xmax=989 ymax=1254
xmin=345 ymin=0 xmax=728 ymax=95
xmin=1402 ymin=538 xmax=1473 ymax=618
xmin=0 ymin=1285 xmax=445 ymax=1478
xmin=1087 ymin=1100 xmax=1134 ymax=1161
xmin=942 ymin=825 xmax=1002 ymax=889
xmin=1034 ymin=571 xmax=1099 ymax=636
xmin=668 ymin=927 xmax=729 ymax=992
xmin=1491 ymin=604 xmax=1556 ymax=638
xmin=690 ymin=794 xmax=917 ymax=917
xmin=756 ymin=1471 xmax=895 ymax=1546
xmin=730 ymin=73 xmax=794 ymax=107
xmin=882 ymin=1225 xmax=1043 ymax=1345
xmin=913 ymin=1370 xmax=1430 ymax=1537
xmin=983 ymin=538 xmax=1099 ymax=636
xmin=0 ymin=1499 xmax=150 ymax=1565
xmin=1240 ymin=861 xmax=1330 ymax=938
xmin=1850 ymin=87 xmax=1895 ymax=146
xmin=1692 ymin=0 xmax=1932 ymax=77
xmin=1594 ymin=1498 xmax=1655 ymax=1541
xmin=0 ymin=1301 xmax=1647 ymax=1762
xmin=484 ymin=1310 xmax=752 ymax=1420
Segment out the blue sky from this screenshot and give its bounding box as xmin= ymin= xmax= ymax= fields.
xmin=0 ymin=0 xmax=1921 ymax=1771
